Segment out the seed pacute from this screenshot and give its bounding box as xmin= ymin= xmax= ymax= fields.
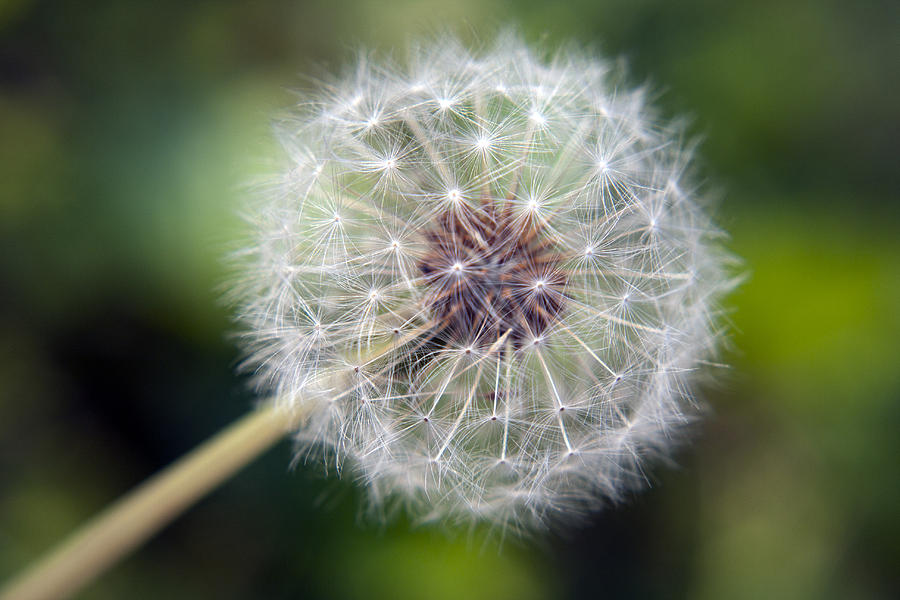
xmin=234 ymin=32 xmax=737 ymax=530
xmin=419 ymin=201 xmax=567 ymax=348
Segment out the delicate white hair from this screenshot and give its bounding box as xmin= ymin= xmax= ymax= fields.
xmin=232 ymin=32 xmax=736 ymax=532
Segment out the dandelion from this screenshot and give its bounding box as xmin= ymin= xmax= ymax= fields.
xmin=234 ymin=33 xmax=735 ymax=530
xmin=2 ymin=32 xmax=736 ymax=600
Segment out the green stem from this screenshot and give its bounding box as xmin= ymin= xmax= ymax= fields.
xmin=0 ymin=403 xmax=301 ymax=600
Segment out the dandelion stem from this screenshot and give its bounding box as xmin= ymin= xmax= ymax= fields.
xmin=0 ymin=322 xmax=436 ymax=600
xmin=0 ymin=403 xmax=303 ymax=600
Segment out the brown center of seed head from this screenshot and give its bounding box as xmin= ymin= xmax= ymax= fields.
xmin=418 ymin=200 xmax=567 ymax=348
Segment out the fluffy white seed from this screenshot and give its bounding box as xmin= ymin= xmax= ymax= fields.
xmin=233 ymin=33 xmax=735 ymax=531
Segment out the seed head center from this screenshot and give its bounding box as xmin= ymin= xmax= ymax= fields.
xmin=419 ymin=203 xmax=567 ymax=347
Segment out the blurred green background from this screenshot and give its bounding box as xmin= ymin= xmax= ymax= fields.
xmin=1 ymin=1 xmax=897 ymax=598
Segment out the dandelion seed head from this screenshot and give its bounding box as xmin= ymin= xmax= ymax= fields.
xmin=234 ymin=32 xmax=735 ymax=532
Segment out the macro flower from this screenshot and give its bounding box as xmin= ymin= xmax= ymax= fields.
xmin=234 ymin=33 xmax=734 ymax=530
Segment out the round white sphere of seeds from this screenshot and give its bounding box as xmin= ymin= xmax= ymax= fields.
xmin=233 ymin=33 xmax=735 ymax=530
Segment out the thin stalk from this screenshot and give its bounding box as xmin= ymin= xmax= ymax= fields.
xmin=1 ymin=324 xmax=432 ymax=600
xmin=0 ymin=403 xmax=303 ymax=600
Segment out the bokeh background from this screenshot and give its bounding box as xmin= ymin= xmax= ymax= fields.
xmin=1 ymin=1 xmax=897 ymax=598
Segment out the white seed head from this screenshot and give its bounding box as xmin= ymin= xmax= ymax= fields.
xmin=233 ymin=33 xmax=735 ymax=531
